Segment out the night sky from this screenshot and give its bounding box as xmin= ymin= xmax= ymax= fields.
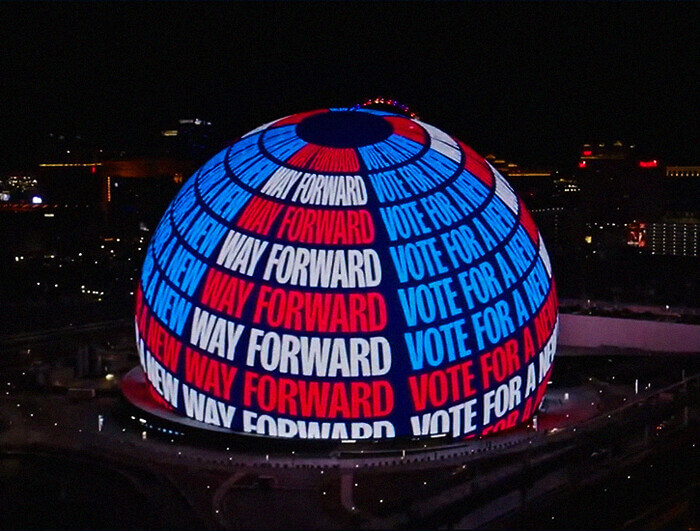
xmin=1 ymin=2 xmax=698 ymax=171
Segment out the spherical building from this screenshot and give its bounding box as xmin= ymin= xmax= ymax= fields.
xmin=133 ymin=106 xmax=558 ymax=442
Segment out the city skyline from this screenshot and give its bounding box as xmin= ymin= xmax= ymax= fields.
xmin=0 ymin=7 xmax=698 ymax=524
xmin=1 ymin=2 xmax=698 ymax=173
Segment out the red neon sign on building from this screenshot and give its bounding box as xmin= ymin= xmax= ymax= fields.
xmin=639 ymin=160 xmax=658 ymax=168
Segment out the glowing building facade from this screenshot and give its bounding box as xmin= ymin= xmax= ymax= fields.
xmin=135 ymin=107 xmax=558 ymax=441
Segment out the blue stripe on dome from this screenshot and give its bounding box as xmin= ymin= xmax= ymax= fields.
xmin=357 ymin=143 xmax=390 ymax=170
xmin=384 ymin=134 xmax=424 ymax=157
xmin=396 ymin=162 xmax=445 ymax=192
xmin=358 ymin=134 xmax=424 ymax=170
xmin=195 ymin=163 xmax=252 ymax=223
xmin=169 ymin=177 xmax=197 ymax=227
xmin=194 ymin=148 xmax=227 ymax=178
xmin=227 ymin=135 xmax=265 ymax=173
xmin=415 ymin=147 xmax=460 ymax=178
xmin=262 ymin=125 xmax=309 ymax=162
xmin=513 ymin=225 xmax=538 ymax=263
xmin=449 ymin=170 xmax=491 ymax=212
xmin=366 ymin=169 xmax=410 ymax=202
xmin=230 ymin=152 xmax=279 ymax=189
xmin=162 ymin=241 xmax=208 ymax=297
xmin=228 ymin=133 xmax=259 ymax=157
xmin=206 ymin=181 xmax=251 ymax=222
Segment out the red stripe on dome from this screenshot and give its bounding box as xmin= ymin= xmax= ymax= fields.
xmin=253 ymin=287 xmax=387 ymax=334
xmin=287 ymin=144 xmax=360 ymax=173
xmin=384 ymin=116 xmax=426 ymax=144
xmin=518 ymin=198 xmax=539 ymax=245
xmin=533 ymin=282 xmax=557 ymax=351
xmin=272 ymin=109 xmax=327 ymax=127
xmin=236 ymin=196 xmax=284 ymax=236
xmin=135 ymin=288 xmax=182 ymax=375
xmin=275 ymin=206 xmax=375 ymax=245
xmin=459 ymin=141 xmax=494 ymax=188
xmin=199 ymin=268 xmax=256 ymax=320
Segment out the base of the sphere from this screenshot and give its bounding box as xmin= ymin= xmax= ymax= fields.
xmin=121 ymin=366 xmax=233 ymax=433
xmin=122 ymin=366 xmax=370 ymax=452
xmin=120 ymin=366 xmax=540 ymax=455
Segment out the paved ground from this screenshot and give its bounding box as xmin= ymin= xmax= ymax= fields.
xmin=1 ymin=343 xmax=697 ymax=529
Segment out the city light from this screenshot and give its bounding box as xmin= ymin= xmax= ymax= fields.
xmin=38 ymin=163 xmax=102 ymax=167
xmin=0 ymin=6 xmax=697 ymax=530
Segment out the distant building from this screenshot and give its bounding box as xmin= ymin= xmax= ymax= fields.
xmin=624 ymin=166 xmax=699 ymax=257
xmin=99 ymin=157 xmax=193 ymax=231
xmin=664 ymin=166 xmax=700 ymax=214
xmin=484 ymin=154 xmax=560 ymax=209
xmin=36 ymin=162 xmax=103 ymax=206
xmin=627 ymin=220 xmax=698 ymax=258
xmin=575 ymin=142 xmax=664 ymax=224
xmin=0 ymin=174 xmax=39 ymax=203
xmin=34 ymin=120 xmax=214 ymax=211
xmin=483 ymin=154 xmax=578 ymax=252
xmin=666 ymin=166 xmax=700 ymax=178
xmin=645 ymin=221 xmax=698 ymax=257
xmin=160 ymin=118 xmax=215 ymax=163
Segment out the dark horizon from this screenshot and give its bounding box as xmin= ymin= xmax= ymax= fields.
xmin=1 ymin=2 xmax=698 ymax=172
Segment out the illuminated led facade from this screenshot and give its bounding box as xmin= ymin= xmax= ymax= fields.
xmin=135 ymin=108 xmax=558 ymax=441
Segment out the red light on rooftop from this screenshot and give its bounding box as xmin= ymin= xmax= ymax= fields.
xmin=639 ymin=160 xmax=657 ymax=168
xmin=582 ymin=150 xmax=592 ymax=156
xmin=578 ymin=161 xmax=587 ymax=168
xmin=91 ymin=166 xmax=96 ymax=174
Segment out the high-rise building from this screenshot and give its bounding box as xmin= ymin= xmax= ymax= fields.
xmin=575 ymin=142 xmax=664 ymax=224
xmin=482 ymin=154 xmax=579 ymax=253
xmin=577 ymin=143 xmax=662 ymax=221
xmin=160 ymin=118 xmax=215 ymax=163
xmin=644 ymin=221 xmax=698 ymax=257
xmin=664 ymin=166 xmax=700 ymax=214
xmin=624 ymin=166 xmax=699 ymax=257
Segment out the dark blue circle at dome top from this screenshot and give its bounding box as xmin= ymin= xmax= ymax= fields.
xmin=296 ymin=110 xmax=394 ymax=148
xmin=135 ymin=107 xmax=559 ymax=443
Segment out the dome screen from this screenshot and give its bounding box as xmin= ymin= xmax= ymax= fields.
xmin=134 ymin=108 xmax=558 ymax=441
